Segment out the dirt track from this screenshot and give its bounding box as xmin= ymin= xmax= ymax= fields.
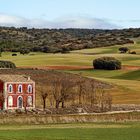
xmin=20 ymin=65 xmax=93 ymax=70
xmin=20 ymin=65 xmax=140 ymax=71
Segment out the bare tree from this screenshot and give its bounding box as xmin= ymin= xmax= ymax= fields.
xmin=37 ymin=84 xmax=48 ymax=110
xmin=51 ymin=77 xmax=61 ymax=109
xmin=90 ymin=81 xmax=97 ymax=107
xmin=96 ymin=86 xmax=112 ymax=112
xmin=51 ymin=75 xmax=75 ymax=109
xmin=60 ymin=78 xmax=75 ymax=108
xmin=77 ymin=79 xmax=86 ymax=105
xmin=0 ymin=92 xmax=4 ymax=110
xmin=23 ymin=96 xmax=28 ymax=114
xmin=41 ymin=92 xmax=48 ymax=110
xmin=105 ymin=93 xmax=112 ymax=111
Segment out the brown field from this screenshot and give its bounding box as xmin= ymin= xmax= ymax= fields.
xmin=0 ymin=68 xmax=110 ymax=109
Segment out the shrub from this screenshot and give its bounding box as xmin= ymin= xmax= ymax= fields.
xmin=93 ymin=57 xmax=121 ymax=70
xmin=20 ymin=49 xmax=30 ymax=55
xmin=130 ymin=51 xmax=136 ymax=54
xmin=61 ymin=47 xmax=70 ymax=54
xmin=119 ymin=47 xmax=129 ymax=53
xmin=42 ymin=46 xmax=62 ymax=53
xmin=0 ymin=61 xmax=16 ymax=68
xmin=12 ymin=53 xmax=17 ymax=56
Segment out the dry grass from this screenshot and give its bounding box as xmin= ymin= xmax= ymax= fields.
xmin=0 ymin=112 xmax=139 ymax=124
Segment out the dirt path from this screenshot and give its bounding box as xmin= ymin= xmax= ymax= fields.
xmin=20 ymin=65 xmax=93 ymax=70
xmin=20 ymin=65 xmax=140 ymax=71
xmin=122 ymin=65 xmax=140 ymax=70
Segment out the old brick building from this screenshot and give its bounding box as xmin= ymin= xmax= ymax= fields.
xmin=0 ymin=75 xmax=35 ymax=110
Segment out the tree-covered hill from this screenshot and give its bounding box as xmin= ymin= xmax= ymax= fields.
xmin=0 ymin=27 xmax=140 ymax=53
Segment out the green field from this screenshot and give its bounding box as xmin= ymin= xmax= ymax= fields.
xmin=0 ymin=122 xmax=139 ymax=140
xmin=1 ymin=44 xmax=140 ymax=66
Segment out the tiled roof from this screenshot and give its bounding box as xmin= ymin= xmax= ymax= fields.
xmin=0 ymin=75 xmax=34 ymax=82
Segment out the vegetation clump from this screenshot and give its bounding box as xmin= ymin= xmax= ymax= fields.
xmin=93 ymin=57 xmax=121 ymax=70
xmin=119 ymin=47 xmax=129 ymax=53
xmin=0 ymin=27 xmax=137 ymax=53
xmin=0 ymin=60 xmax=16 ymax=68
xmin=129 ymin=51 xmax=137 ymax=54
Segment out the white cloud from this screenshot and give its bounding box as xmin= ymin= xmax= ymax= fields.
xmin=0 ymin=14 xmax=119 ymax=29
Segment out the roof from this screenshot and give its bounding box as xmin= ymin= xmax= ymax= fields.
xmin=0 ymin=75 xmax=34 ymax=82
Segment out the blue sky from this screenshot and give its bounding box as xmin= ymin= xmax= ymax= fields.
xmin=0 ymin=0 xmax=140 ymax=29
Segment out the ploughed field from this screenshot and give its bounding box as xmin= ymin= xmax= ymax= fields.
xmin=0 ymin=122 xmax=139 ymax=140
xmin=0 ymin=42 xmax=140 ymax=104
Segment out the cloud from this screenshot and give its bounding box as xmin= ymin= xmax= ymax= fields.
xmin=0 ymin=14 xmax=119 ymax=29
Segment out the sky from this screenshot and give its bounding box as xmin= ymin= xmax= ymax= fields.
xmin=0 ymin=0 xmax=140 ymax=29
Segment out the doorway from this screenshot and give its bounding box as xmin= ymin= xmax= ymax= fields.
xmin=18 ymin=96 xmax=23 ymax=108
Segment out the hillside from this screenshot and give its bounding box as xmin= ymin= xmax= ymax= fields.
xmin=0 ymin=27 xmax=140 ymax=53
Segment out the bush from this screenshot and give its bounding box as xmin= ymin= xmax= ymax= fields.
xmin=20 ymin=49 xmax=30 ymax=55
xmin=42 ymin=46 xmax=62 ymax=53
xmin=119 ymin=47 xmax=129 ymax=53
xmin=93 ymin=57 xmax=121 ymax=70
xmin=61 ymin=47 xmax=70 ymax=54
xmin=12 ymin=53 xmax=17 ymax=56
xmin=130 ymin=51 xmax=136 ymax=54
xmin=0 ymin=61 xmax=16 ymax=68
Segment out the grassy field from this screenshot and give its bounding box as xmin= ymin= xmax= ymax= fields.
xmin=0 ymin=44 xmax=140 ymax=67
xmin=0 ymin=122 xmax=139 ymax=140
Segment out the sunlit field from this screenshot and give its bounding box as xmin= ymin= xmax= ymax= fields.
xmin=0 ymin=122 xmax=139 ymax=140
xmin=0 ymin=44 xmax=140 ymax=67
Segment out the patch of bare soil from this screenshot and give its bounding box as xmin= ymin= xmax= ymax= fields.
xmin=19 ymin=65 xmax=140 ymax=71
xmin=122 ymin=65 xmax=140 ymax=70
xmin=19 ymin=65 xmax=93 ymax=70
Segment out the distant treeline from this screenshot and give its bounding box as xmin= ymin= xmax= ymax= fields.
xmin=0 ymin=27 xmax=139 ymax=53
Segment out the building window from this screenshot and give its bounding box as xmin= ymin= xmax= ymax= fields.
xmin=8 ymin=84 xmax=13 ymax=93
xmin=17 ymin=96 xmax=23 ymax=108
xmin=18 ymin=85 xmax=22 ymax=93
xmin=27 ymin=96 xmax=32 ymax=106
xmin=28 ymin=85 xmax=32 ymax=93
xmin=8 ymin=96 xmax=13 ymax=106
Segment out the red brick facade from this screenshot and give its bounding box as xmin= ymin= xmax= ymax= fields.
xmin=0 ymin=75 xmax=35 ymax=110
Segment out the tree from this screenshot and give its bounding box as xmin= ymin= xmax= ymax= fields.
xmin=119 ymin=47 xmax=129 ymax=53
xmin=61 ymin=47 xmax=70 ymax=54
xmin=51 ymin=77 xmax=62 ymax=109
xmin=23 ymin=96 xmax=27 ymax=113
xmin=20 ymin=49 xmax=30 ymax=55
xmin=51 ymin=75 xmax=75 ymax=109
xmin=96 ymin=86 xmax=112 ymax=112
xmin=60 ymin=78 xmax=75 ymax=108
xmin=0 ymin=46 xmax=4 ymax=57
xmin=89 ymin=81 xmax=97 ymax=107
xmin=37 ymin=84 xmax=48 ymax=110
xmin=0 ymin=92 xmax=4 ymax=110
xmin=41 ymin=92 xmax=48 ymax=110
xmin=93 ymin=57 xmax=121 ymax=70
xmin=77 ymin=79 xmax=86 ymax=105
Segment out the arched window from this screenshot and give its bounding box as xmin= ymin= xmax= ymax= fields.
xmin=27 ymin=96 xmax=32 ymax=106
xmin=17 ymin=96 xmax=23 ymax=108
xmin=28 ymin=85 xmax=32 ymax=93
xmin=8 ymin=84 xmax=13 ymax=93
xmin=18 ymin=85 xmax=22 ymax=93
xmin=8 ymin=96 xmax=13 ymax=106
